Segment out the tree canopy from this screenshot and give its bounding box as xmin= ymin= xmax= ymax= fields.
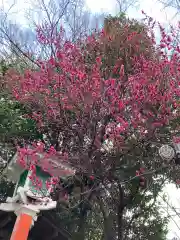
xmin=0 ymin=10 xmax=179 ymax=240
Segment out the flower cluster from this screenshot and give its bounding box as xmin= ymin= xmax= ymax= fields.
xmin=6 ymin=15 xmax=180 ymax=193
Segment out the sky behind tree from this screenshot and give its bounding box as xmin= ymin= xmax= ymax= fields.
xmin=0 ymin=0 xmax=178 ymax=25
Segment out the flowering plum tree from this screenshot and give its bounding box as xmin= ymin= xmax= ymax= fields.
xmin=4 ymin=13 xmax=180 ymax=239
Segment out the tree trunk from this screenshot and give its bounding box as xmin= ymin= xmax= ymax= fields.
xmin=117 ymin=184 xmax=125 ymax=240
xmin=97 ymin=196 xmax=114 ymax=240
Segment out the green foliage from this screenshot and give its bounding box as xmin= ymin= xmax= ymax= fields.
xmin=0 ymin=59 xmax=42 ymax=143
xmin=0 ymin=178 xmax=15 ymax=202
xmin=0 ymin=60 xmax=12 ymax=76
xmin=0 ymin=99 xmax=42 ymax=143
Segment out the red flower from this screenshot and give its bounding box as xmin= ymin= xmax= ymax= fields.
xmin=140 ymin=176 xmax=145 ymax=181
xmin=160 ymin=43 xmax=166 ymax=49
xmin=89 ymin=176 xmax=95 ymax=180
xmin=140 ymin=168 xmax=145 ymax=173
xmin=176 ymin=179 xmax=180 ymax=184
xmin=96 ymin=57 xmax=101 ymax=64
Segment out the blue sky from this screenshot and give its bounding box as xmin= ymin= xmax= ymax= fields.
xmin=0 ymin=0 xmax=180 ymax=239
xmin=86 ymin=0 xmax=178 ymax=23
xmin=0 ymin=0 xmax=179 ymax=26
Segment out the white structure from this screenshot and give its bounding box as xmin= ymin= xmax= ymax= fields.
xmin=0 ymin=148 xmax=75 ymax=229
xmin=159 ymin=144 xmax=175 ymax=162
xmin=4 ymin=150 xmax=75 ymax=199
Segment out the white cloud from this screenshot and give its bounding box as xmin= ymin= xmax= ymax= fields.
xmin=86 ymin=0 xmax=179 ymax=24
xmin=139 ymin=0 xmax=178 ymax=25
xmin=0 ymin=0 xmax=30 ymax=26
xmin=86 ymin=0 xmax=117 ymax=13
xmin=1 ymin=0 xmax=178 ymax=26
